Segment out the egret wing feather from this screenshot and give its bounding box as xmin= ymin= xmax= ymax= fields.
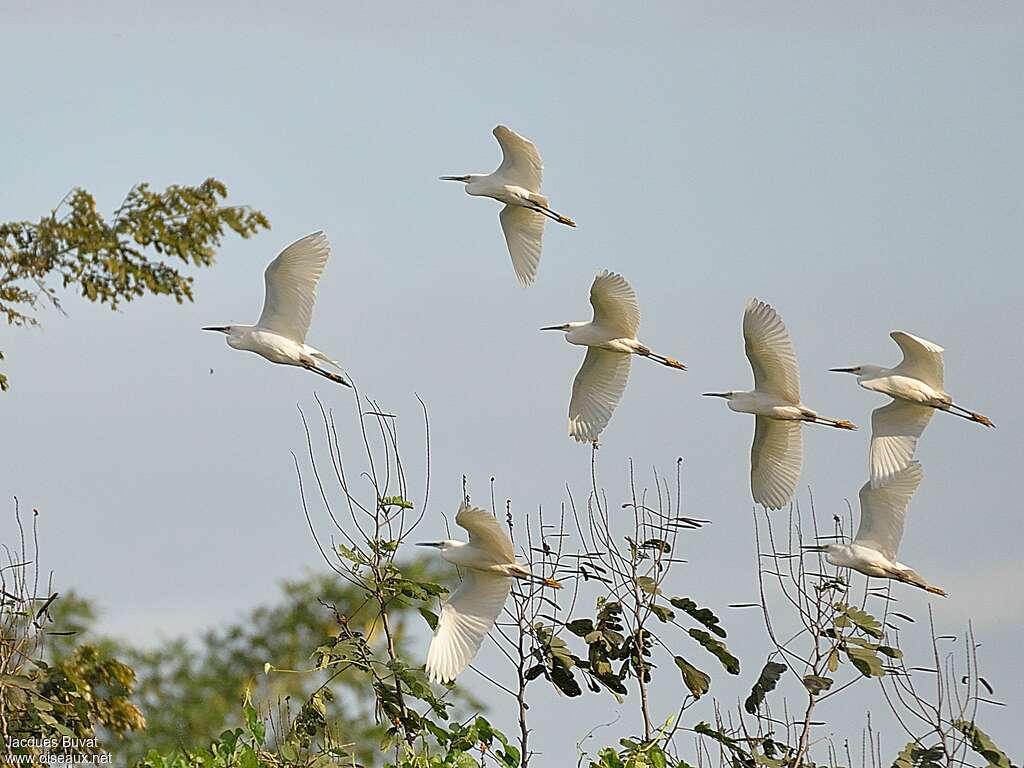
xmin=750 ymin=417 xmax=803 ymax=510
xmin=425 ymin=570 xmax=511 ymax=683
xmin=589 ymin=271 xmax=641 ymax=338
xmin=855 ymin=462 xmax=924 ymax=562
xmin=869 ymin=400 xmax=935 ymax=487
xmin=256 ymin=231 xmax=330 ymax=343
xmin=568 ymin=348 xmax=631 ymax=443
xmin=493 ymin=125 xmax=543 ymax=190
xmin=891 ymin=331 xmax=944 ymax=389
xmin=743 ymin=299 xmax=800 ymax=403
xmin=455 ymin=503 xmax=515 ymax=563
xmin=499 ymin=204 xmax=545 ymax=287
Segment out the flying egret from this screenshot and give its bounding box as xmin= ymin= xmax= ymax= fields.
xmin=831 ymin=331 xmax=994 ymax=487
xmin=441 ymin=125 xmax=576 ymax=287
xmin=202 ymin=231 xmax=349 ymax=386
xmin=419 ymin=502 xmax=561 ymax=684
xmin=541 ymin=270 xmax=686 ymax=444
xmin=704 ymin=299 xmax=856 ymax=510
xmin=805 ymin=462 xmax=945 ymax=596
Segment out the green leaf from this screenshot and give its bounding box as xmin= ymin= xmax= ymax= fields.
xmin=669 ymin=597 xmax=726 ymax=637
xmin=0 ymin=674 xmax=36 ymax=689
xmin=689 ymin=628 xmax=740 ymax=674
xmin=419 ymin=607 xmax=439 ymax=630
xmin=835 ymin=603 xmax=883 ymax=638
xmin=674 ymin=656 xmax=711 ymax=698
xmin=636 ymin=575 xmax=661 ymax=595
xmin=566 ymin=618 xmax=595 ymax=636
xmin=550 ymin=664 xmax=582 ymax=697
xmin=744 ymin=660 xmax=787 ymax=713
xmin=845 ymin=645 xmax=885 ymax=677
xmin=243 ymin=701 xmax=265 ymax=745
xmin=802 ymin=674 xmax=834 ymax=694
xmin=650 ymin=603 xmax=675 ymax=623
xmin=641 ymin=538 xmax=671 ymax=554
xmin=953 ymin=720 xmax=1012 ymax=768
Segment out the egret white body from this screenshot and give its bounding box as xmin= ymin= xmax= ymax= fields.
xmin=419 ymin=502 xmax=560 ymax=684
xmin=202 ymin=231 xmax=349 ymax=386
xmin=705 ymin=299 xmax=856 ymax=510
xmin=831 ymin=331 xmax=993 ymax=487
xmin=441 ymin=125 xmax=575 ymax=287
xmin=542 ymin=270 xmax=685 ymax=443
xmin=812 ymin=462 xmax=945 ymax=596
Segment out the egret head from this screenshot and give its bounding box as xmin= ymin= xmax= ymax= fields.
xmin=701 ymin=391 xmax=737 ymax=400
xmin=202 ymin=325 xmax=232 ymax=335
xmin=802 ymin=542 xmax=847 ymax=567
xmin=539 ymin=323 xmax=572 ymax=333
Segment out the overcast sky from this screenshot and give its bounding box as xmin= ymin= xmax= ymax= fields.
xmin=2 ymin=1 xmax=1022 ymax=760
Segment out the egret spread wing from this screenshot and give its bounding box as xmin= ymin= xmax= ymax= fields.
xmin=891 ymin=331 xmax=944 ymax=389
xmin=455 ymin=502 xmax=515 ymax=563
xmin=499 ymin=204 xmax=545 ymax=287
xmin=869 ymin=400 xmax=935 ymax=487
xmin=568 ymin=348 xmax=631 ymax=443
xmin=589 ymin=270 xmax=640 ymax=338
xmin=425 ymin=570 xmax=511 ymax=683
xmin=743 ymin=299 xmax=800 ymax=403
xmin=855 ymin=461 xmax=923 ymax=562
xmin=750 ymin=417 xmax=803 ymax=510
xmin=493 ymin=125 xmax=543 ymax=190
xmin=256 ymin=231 xmax=330 ymax=342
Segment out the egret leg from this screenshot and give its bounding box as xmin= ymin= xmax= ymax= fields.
xmin=512 ymin=571 xmax=563 ymax=590
xmin=806 ymin=416 xmax=857 ymax=430
xmin=302 ymin=362 xmax=352 ymax=388
xmin=635 ymin=348 xmax=686 ymax=370
xmin=893 ymin=571 xmax=947 ymax=597
xmin=529 ymin=202 xmax=576 ymax=228
xmin=947 ymin=403 xmax=995 ymax=427
xmin=650 ymin=352 xmax=687 ymax=370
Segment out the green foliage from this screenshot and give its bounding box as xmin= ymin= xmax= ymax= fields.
xmin=833 ymin=603 xmax=882 ymax=639
xmin=821 ymin=603 xmax=899 ymax=679
xmin=892 ymin=741 xmax=946 ymax=768
xmin=47 ymin=567 xmax=458 ymax=767
xmin=589 ymin=739 xmax=674 ymax=768
xmin=1 ymin=594 xmax=145 ymax=761
xmin=673 ymin=656 xmax=710 ymax=698
xmin=743 ymin=660 xmax=787 ymax=714
xmin=953 ymin=721 xmax=1016 ymax=768
xmin=667 ymin=597 xmax=726 ymax=639
xmin=687 ymin=629 xmax=739 ymax=675
xmin=0 ymin=178 xmax=269 ymax=390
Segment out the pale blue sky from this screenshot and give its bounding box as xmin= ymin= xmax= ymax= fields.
xmin=2 ymin=1 xmax=1022 ymax=759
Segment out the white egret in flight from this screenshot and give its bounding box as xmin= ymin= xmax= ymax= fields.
xmin=704 ymin=299 xmax=856 ymax=510
xmin=441 ymin=125 xmax=576 ymax=287
xmin=542 ymin=270 xmax=686 ymax=444
xmin=202 ymin=231 xmax=349 ymax=386
xmin=419 ymin=502 xmax=561 ymax=684
xmin=806 ymin=462 xmax=946 ymax=596
xmin=831 ymin=331 xmax=994 ymax=487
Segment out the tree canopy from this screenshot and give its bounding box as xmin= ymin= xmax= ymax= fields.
xmin=0 ymin=178 xmax=269 ymax=390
